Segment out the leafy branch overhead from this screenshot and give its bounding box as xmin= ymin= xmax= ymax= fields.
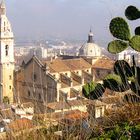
xmin=108 ymin=5 xmax=140 ymax=54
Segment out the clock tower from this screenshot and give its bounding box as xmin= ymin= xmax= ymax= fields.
xmin=0 ymin=0 xmax=14 ymax=103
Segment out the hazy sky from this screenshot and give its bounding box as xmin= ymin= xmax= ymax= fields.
xmin=6 ymin=0 xmax=140 ymax=46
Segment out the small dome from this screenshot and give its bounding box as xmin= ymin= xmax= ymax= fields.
xmin=79 ymin=30 xmax=102 ymax=57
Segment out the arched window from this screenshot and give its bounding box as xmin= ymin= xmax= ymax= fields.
xmin=5 ymin=45 xmax=9 ymax=56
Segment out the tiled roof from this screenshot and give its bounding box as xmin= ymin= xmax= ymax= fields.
xmin=22 ymin=102 xmax=34 ymax=108
xmin=44 ymin=58 xmax=92 ymax=73
xmin=34 ymin=110 xmax=89 ymax=121
xmin=47 ymin=100 xmax=88 ymax=110
xmin=45 ymin=60 xmax=71 ymax=72
xmin=63 ymin=58 xmax=92 ymax=71
xmin=92 ymin=58 xmax=115 ymax=70
xmin=47 ymin=99 xmax=105 ymax=110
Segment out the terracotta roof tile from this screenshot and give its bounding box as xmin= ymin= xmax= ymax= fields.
xmin=45 ymin=60 xmax=71 ymax=72
xmin=63 ymin=58 xmax=92 ymax=71
xmin=47 ymin=99 xmax=105 ymax=110
xmin=92 ymin=58 xmax=115 ymax=70
xmin=47 ymin=100 xmax=88 ymax=110
xmin=34 ymin=110 xmax=88 ymax=121
xmin=44 ymin=58 xmax=92 ymax=73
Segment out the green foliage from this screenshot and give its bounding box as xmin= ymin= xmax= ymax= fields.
xmin=130 ymin=35 xmax=140 ymax=51
xmin=135 ymin=26 xmax=140 ymax=35
xmin=103 ymin=60 xmax=133 ymax=92
xmin=109 ymin=17 xmax=131 ymax=41
xmin=82 ymin=82 xmax=104 ymax=100
xmin=125 ymin=6 xmax=140 ymax=20
xmin=114 ymin=60 xmax=133 ymax=78
xmin=104 ymin=74 xmax=122 ymax=84
xmin=83 ymin=58 xmax=140 ymax=101
xmin=113 ymin=58 xmax=140 ymax=98
xmin=103 ymin=74 xmax=126 ymax=92
xmin=108 ymin=40 xmax=128 ymax=54
xmin=108 ymin=5 xmax=140 ymax=54
xmin=83 ymin=5 xmax=140 ymax=101
xmin=89 ymin=83 xmax=105 ymax=100
xmin=82 ymin=81 xmax=97 ymax=97
xmin=91 ymin=123 xmax=140 ymax=140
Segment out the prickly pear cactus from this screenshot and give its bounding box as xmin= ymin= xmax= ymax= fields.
xmin=83 ymin=57 xmax=140 ymax=101
xmin=130 ymin=35 xmax=140 ymax=51
xmin=135 ymin=26 xmax=140 ymax=35
xmin=114 ymin=60 xmax=133 ymax=78
xmin=108 ymin=40 xmax=128 ymax=54
xmin=83 ymin=5 xmax=140 ymax=101
xmin=82 ymin=81 xmax=105 ymax=100
xmin=108 ymin=5 xmax=140 ymax=54
xmin=109 ymin=17 xmax=131 ymax=41
xmin=125 ymin=6 xmax=140 ymax=20
xmin=103 ymin=74 xmax=129 ymax=92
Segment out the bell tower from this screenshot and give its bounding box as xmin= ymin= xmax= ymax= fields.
xmin=0 ymin=0 xmax=14 ymax=103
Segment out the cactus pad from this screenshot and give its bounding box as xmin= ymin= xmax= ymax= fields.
xmin=104 ymin=74 xmax=122 ymax=91
xmin=109 ymin=17 xmax=131 ymax=41
xmin=130 ymin=35 xmax=140 ymax=52
xmin=82 ymin=82 xmax=104 ymax=99
xmin=125 ymin=6 xmax=140 ymax=20
xmin=108 ymin=40 xmax=128 ymax=54
xmin=114 ymin=60 xmax=133 ymax=78
xmin=135 ymin=26 xmax=140 ymax=35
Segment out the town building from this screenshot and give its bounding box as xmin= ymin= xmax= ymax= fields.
xmin=0 ymin=1 xmax=14 ymax=103
xmin=14 ymin=56 xmax=95 ymax=113
xmin=14 ymin=52 xmax=115 ymax=113
xmin=117 ymin=48 xmax=140 ymax=65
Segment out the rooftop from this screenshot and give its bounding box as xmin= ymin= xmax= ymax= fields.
xmin=44 ymin=58 xmax=92 ymax=73
xmin=47 ymin=99 xmax=106 ymax=111
xmin=92 ymin=57 xmax=114 ymax=70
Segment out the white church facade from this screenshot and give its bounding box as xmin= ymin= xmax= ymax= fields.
xmin=0 ymin=0 xmax=14 ymax=103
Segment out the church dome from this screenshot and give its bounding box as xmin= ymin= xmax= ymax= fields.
xmin=79 ymin=30 xmax=102 ymax=57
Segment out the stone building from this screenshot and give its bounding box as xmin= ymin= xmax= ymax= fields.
xmin=14 ymin=56 xmax=57 ymax=113
xmin=14 ymin=56 xmax=95 ymax=112
xmin=0 ymin=1 xmax=14 ymax=103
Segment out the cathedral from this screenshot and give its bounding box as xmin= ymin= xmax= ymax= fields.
xmin=79 ymin=30 xmax=102 ymax=57
xmin=0 ymin=0 xmax=14 ymax=103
